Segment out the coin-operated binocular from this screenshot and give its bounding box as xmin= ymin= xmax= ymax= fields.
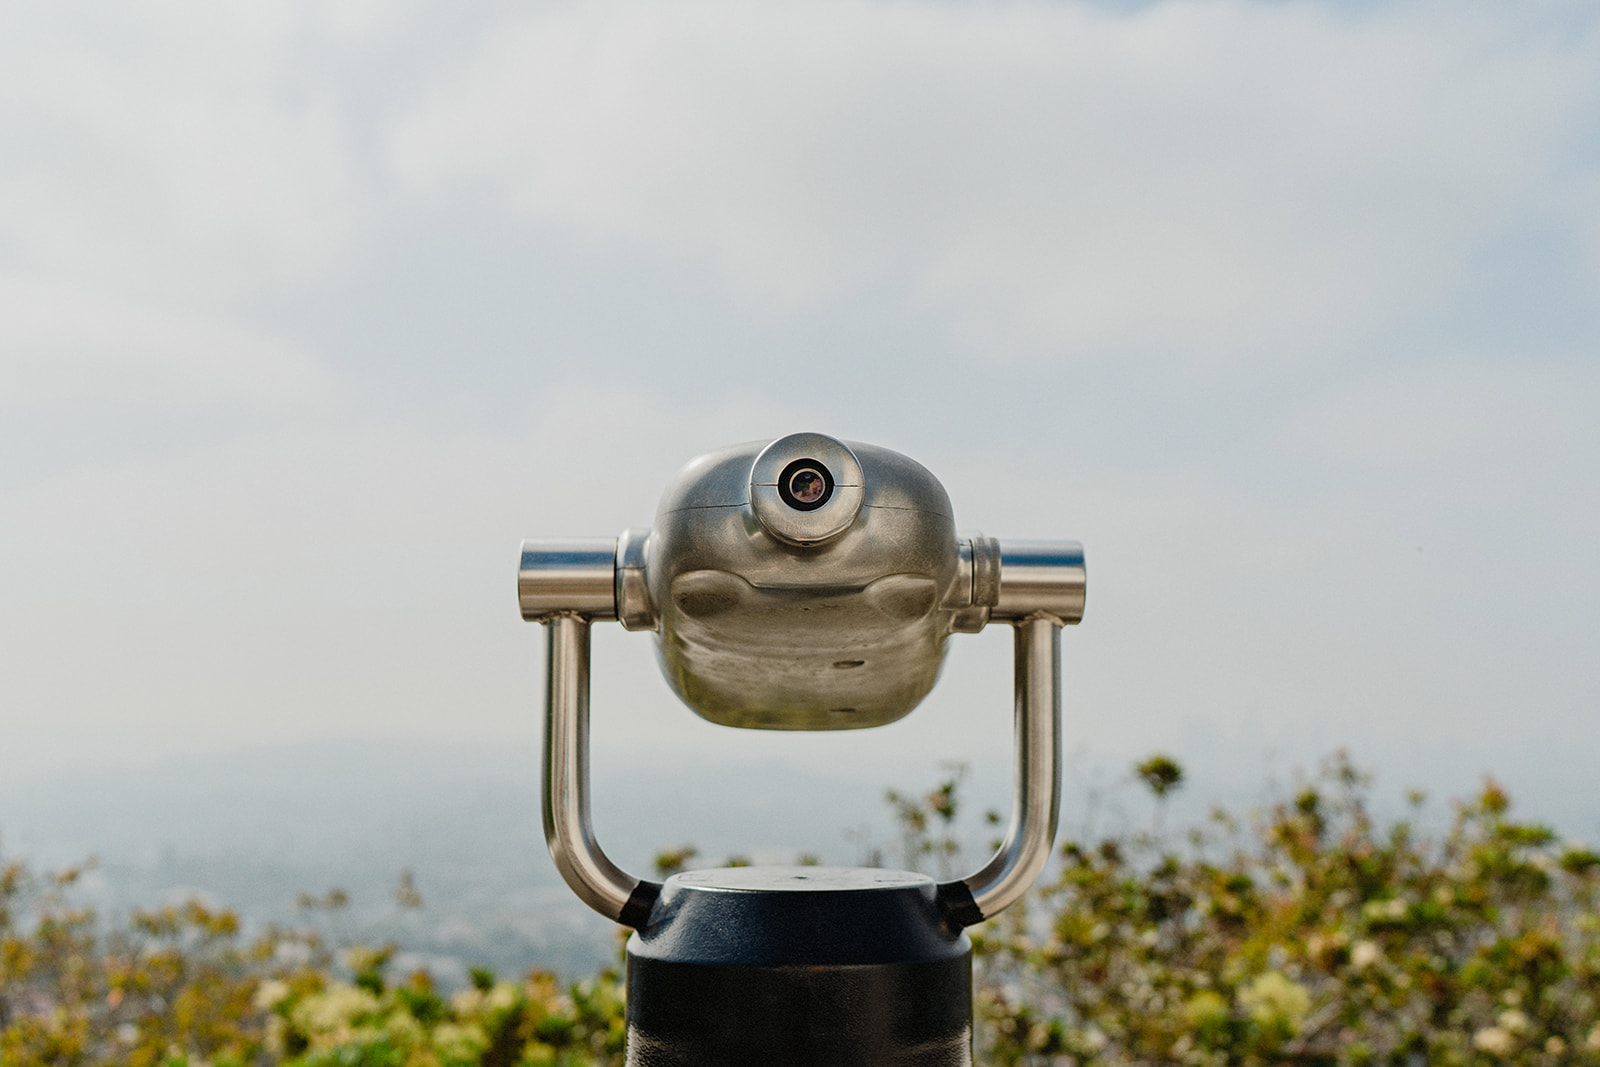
xmin=518 ymin=433 xmax=1084 ymax=1066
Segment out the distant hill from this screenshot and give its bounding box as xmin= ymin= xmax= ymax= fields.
xmin=0 ymin=739 xmax=989 ymax=979
xmin=4 ymin=734 xmax=1594 ymax=983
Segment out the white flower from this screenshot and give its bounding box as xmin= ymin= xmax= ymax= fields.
xmin=292 ymin=985 xmax=379 ymax=1035
xmin=252 ymin=978 xmax=291 ymax=1012
xmin=1078 ymin=1026 xmax=1109 ymax=1053
xmin=1350 ymin=940 xmax=1381 ymax=970
xmin=1498 ymin=1009 xmax=1531 ymax=1035
xmin=1473 ymin=1027 xmax=1515 ymax=1056
xmin=1239 ymin=972 xmax=1311 ymax=1031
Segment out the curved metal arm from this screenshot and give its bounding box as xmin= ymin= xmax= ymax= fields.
xmin=544 ymin=614 xmax=659 ymax=926
xmin=522 ymin=535 xmax=1076 ymax=930
xmin=939 ymin=615 xmax=1061 ymax=925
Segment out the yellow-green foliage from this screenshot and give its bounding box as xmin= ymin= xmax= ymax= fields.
xmin=3 ymin=752 xmax=1598 ymax=1066
xmin=0 ymin=861 xmax=626 ymax=1067
xmin=0 ymin=860 xmax=294 ymax=1067
xmin=972 ymin=753 xmax=1600 ymax=1065
xmin=265 ymin=963 xmax=625 ymax=1067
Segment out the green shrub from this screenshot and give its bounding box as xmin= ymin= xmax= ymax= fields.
xmin=970 ymin=753 xmax=1600 ymax=1065
xmin=4 ymin=751 xmax=1597 ymax=1066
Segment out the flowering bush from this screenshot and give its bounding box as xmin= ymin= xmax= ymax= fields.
xmin=0 ymin=856 xmax=304 ymax=1066
xmin=263 ymin=954 xmax=625 ymax=1067
xmin=3 ymin=752 xmax=1597 ymax=1065
xmin=0 ymin=863 xmax=624 ymax=1067
xmin=972 ymin=753 xmax=1600 ymax=1065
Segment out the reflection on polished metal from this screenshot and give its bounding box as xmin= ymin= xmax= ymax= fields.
xmin=646 ymin=435 xmax=958 ymax=730
xmin=541 ymin=615 xmax=643 ymax=924
xmin=747 ymin=432 xmax=865 ymax=546
xmin=518 ymin=541 xmax=616 ymax=621
xmin=517 ymin=432 xmax=1086 ymax=1062
xmin=993 ymin=541 xmax=1087 ymax=623
xmin=517 ymin=433 xmax=1087 ymax=926
xmin=954 ymin=616 xmax=1060 ymax=920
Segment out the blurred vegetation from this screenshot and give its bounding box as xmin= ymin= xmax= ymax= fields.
xmin=973 ymin=753 xmax=1600 ymax=1064
xmin=0 ymin=859 xmax=623 ymax=1066
xmin=5 ymin=752 xmax=1600 ymax=1065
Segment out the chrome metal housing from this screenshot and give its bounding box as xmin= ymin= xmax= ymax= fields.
xmin=648 ymin=436 xmax=961 ymax=731
xmin=517 ymin=432 xmax=1086 ymax=927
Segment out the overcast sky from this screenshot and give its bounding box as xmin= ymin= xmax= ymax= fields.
xmin=3 ymin=0 xmax=1598 ymax=827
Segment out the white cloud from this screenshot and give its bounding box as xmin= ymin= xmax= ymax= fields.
xmin=391 ymin=0 xmax=1600 ymax=362
xmin=1 ymin=370 xmax=1596 ymax=825
xmin=1287 ymin=363 xmax=1593 ymax=463
xmin=1275 ymin=361 xmax=1600 ymax=525
xmin=2 ymin=0 xmax=1596 ymax=816
xmin=0 ymin=2 xmax=360 ymax=305
xmin=0 ymin=386 xmax=812 ymax=752
xmin=0 ymin=277 xmax=331 ymax=410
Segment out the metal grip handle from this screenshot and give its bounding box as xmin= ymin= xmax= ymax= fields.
xmin=523 ymin=540 xmax=658 ymax=926
xmin=937 ymin=542 xmax=1080 ymax=926
xmin=939 ymin=616 xmax=1061 ymax=924
xmin=544 ymin=615 xmax=657 ymax=925
xmin=520 ymin=534 xmax=1083 ymax=927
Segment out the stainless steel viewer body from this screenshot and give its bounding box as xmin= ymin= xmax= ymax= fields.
xmin=517 ymin=432 xmax=1085 ymax=1066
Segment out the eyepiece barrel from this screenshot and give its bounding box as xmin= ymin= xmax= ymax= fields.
xmin=748 ymin=433 xmax=863 ymax=546
xmin=993 ymin=540 xmax=1086 ymax=624
xmin=518 ymin=539 xmax=618 ymax=621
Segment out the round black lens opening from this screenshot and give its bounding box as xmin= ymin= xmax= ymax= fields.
xmin=778 ymin=458 xmax=834 ymax=511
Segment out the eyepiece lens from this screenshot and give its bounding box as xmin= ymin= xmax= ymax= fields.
xmin=776 ymin=458 xmax=834 ymax=511
xmin=789 ymin=468 xmax=826 ymax=504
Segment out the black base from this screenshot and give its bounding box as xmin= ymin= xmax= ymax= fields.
xmin=625 ymin=867 xmax=972 ymax=1067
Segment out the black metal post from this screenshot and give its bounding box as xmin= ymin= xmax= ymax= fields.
xmin=624 ymin=868 xmax=972 ymax=1066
